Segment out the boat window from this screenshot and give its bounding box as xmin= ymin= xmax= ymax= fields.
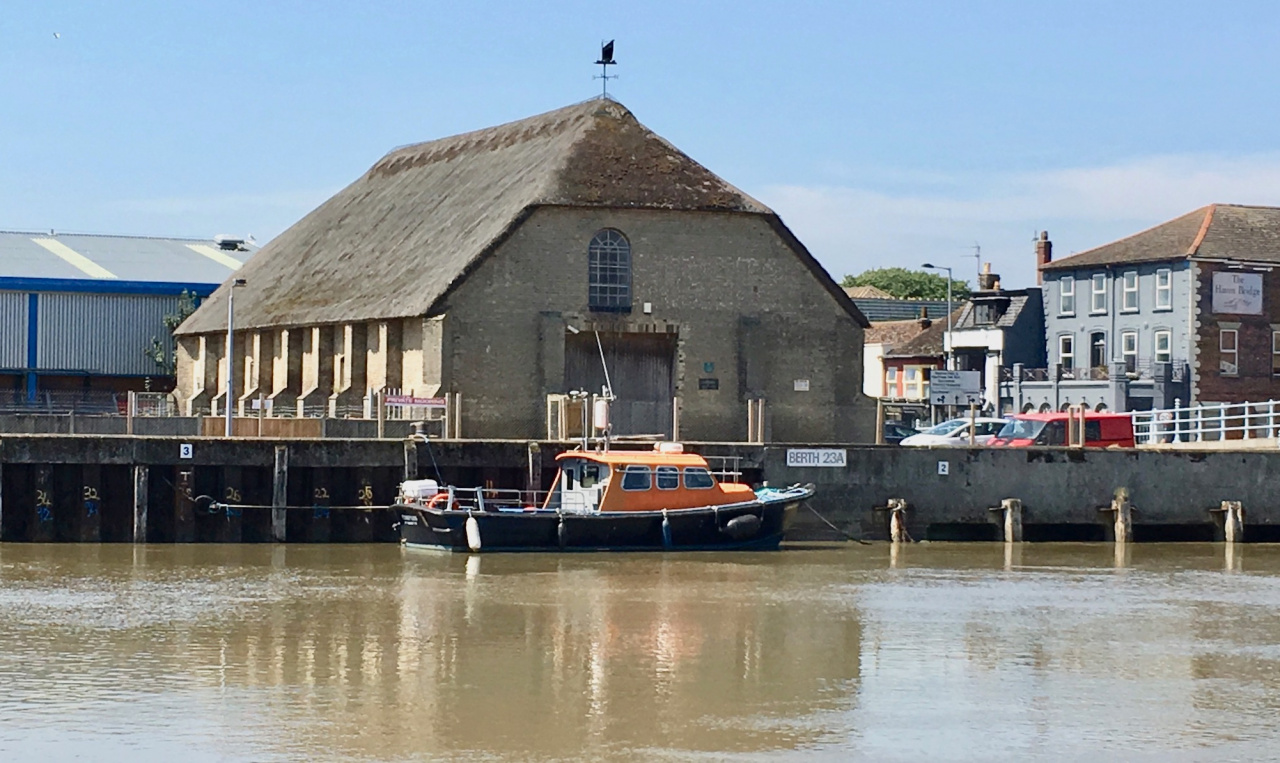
xmin=655 ymin=466 xmax=679 ymax=490
xmin=621 ymin=466 xmax=652 ymax=491
xmin=563 ymin=465 xmax=576 ymax=491
xmin=683 ymin=467 xmax=715 ymax=490
xmin=581 ymin=464 xmax=601 ymax=488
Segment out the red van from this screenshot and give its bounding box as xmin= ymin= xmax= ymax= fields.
xmin=989 ymin=411 xmax=1135 ymax=448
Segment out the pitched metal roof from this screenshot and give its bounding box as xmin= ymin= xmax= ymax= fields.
xmin=0 ymin=231 xmax=247 ymax=285
xmin=177 ymin=98 xmax=867 ymax=335
xmin=852 ymin=297 xmax=952 ymax=322
xmin=1042 ymin=204 xmax=1280 ymax=272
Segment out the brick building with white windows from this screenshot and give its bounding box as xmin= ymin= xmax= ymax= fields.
xmin=1007 ymin=206 xmax=1280 ymax=412
xmin=175 ymin=98 xmax=875 ymax=441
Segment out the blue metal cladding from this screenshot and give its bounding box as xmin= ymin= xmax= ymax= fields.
xmin=37 ymin=292 xmax=183 ymax=375
xmin=0 ymin=290 xmax=27 ymax=368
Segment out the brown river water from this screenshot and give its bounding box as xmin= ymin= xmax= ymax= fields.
xmin=2 ymin=542 xmax=1280 ymax=762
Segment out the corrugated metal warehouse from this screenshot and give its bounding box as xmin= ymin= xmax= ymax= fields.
xmin=0 ymin=232 xmax=248 ymax=411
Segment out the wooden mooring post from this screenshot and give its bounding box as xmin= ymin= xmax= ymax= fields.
xmin=886 ymin=498 xmax=909 ymax=543
xmin=989 ymin=498 xmax=1023 ymax=543
xmin=132 ymin=465 xmax=148 ymax=543
xmin=1101 ymin=487 xmax=1133 ymax=543
xmin=272 ymin=446 xmax=288 ymax=542
xmin=1212 ymin=500 xmax=1245 ymax=543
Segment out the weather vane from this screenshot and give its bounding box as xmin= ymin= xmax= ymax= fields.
xmin=594 ymin=40 xmax=616 ymax=98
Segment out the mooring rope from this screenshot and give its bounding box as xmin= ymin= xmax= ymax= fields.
xmin=805 ymin=503 xmax=871 ymax=544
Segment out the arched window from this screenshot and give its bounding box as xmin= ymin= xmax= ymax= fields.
xmin=588 ymin=229 xmax=631 ymax=312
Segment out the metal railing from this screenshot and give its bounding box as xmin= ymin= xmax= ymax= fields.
xmin=0 ymin=390 xmax=127 ymax=415
xmin=399 ymin=486 xmax=549 ymax=512
xmin=1133 ymin=400 xmax=1280 ymax=444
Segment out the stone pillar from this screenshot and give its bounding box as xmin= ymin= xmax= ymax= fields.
xmin=1011 ymin=362 xmax=1024 ymax=413
xmin=1152 ymin=361 xmax=1173 ymax=409
xmin=237 ymin=330 xmax=272 ymax=416
xmin=366 ymin=321 xmax=403 ymax=395
xmin=298 ymin=326 xmax=334 ymax=417
xmin=179 ymin=336 xmax=214 ymax=416
xmin=268 ymin=328 xmax=303 ymax=413
xmin=1108 ymin=361 xmax=1128 ymax=412
xmin=328 ymin=323 xmax=368 ymax=417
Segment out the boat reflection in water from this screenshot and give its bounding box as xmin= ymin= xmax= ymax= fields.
xmin=394 ymin=551 xmax=863 ymax=757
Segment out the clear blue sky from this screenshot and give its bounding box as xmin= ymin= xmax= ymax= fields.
xmin=7 ymin=0 xmax=1280 ymax=288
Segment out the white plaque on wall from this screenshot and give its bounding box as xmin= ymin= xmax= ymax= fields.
xmin=1212 ymin=272 xmax=1263 ymax=315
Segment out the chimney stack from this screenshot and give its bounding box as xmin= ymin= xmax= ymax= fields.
xmin=1035 ymin=231 xmax=1052 ymax=284
xmin=978 ymin=262 xmax=1001 ymax=291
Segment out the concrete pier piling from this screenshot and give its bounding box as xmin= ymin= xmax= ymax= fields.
xmin=989 ymin=498 xmax=1023 ymax=543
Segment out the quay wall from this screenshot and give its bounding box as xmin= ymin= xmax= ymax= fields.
xmin=1 ymin=435 xmax=1277 ymax=543
xmin=750 ymin=445 xmax=1280 ymax=542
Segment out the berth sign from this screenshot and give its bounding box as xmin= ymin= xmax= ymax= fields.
xmin=786 ymin=448 xmax=847 ymax=468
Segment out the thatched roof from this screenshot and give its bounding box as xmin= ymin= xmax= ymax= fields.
xmin=179 ymin=98 xmax=866 ymax=334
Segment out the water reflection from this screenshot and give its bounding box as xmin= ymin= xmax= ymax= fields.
xmin=2 ymin=543 xmax=1280 ymax=760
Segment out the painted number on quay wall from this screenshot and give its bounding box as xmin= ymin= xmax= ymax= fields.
xmin=786 ymin=449 xmax=847 ymax=468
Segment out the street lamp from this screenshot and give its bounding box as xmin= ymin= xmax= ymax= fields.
xmin=225 ymin=278 xmax=247 ymax=437
xmin=921 ymin=263 xmax=953 ymax=370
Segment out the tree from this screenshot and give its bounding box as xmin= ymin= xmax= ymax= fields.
xmin=841 ymin=267 xmax=971 ymax=301
xmin=144 ymin=290 xmax=200 ymax=376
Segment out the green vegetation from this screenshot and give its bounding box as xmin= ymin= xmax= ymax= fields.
xmin=841 ymin=267 xmax=971 ymax=300
xmin=144 ymin=290 xmax=200 ymax=376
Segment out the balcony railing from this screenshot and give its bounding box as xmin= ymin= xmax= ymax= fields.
xmin=1003 ymin=359 xmax=1187 ymax=384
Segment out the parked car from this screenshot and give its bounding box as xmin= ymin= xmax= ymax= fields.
xmin=899 ymin=417 xmax=1008 ymax=447
xmin=989 ymin=412 xmax=1135 ymax=448
xmin=881 ymin=421 xmax=919 ymax=445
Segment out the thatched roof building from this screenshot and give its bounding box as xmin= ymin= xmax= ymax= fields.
xmin=179 ymin=98 xmax=863 ymax=334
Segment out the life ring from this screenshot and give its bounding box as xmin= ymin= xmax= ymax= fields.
xmin=426 ymin=492 xmax=458 ymax=511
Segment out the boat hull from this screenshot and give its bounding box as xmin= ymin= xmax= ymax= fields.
xmin=396 ymin=490 xmax=810 ymax=553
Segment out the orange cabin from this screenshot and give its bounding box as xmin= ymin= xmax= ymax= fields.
xmin=543 ymin=447 xmax=754 ymax=513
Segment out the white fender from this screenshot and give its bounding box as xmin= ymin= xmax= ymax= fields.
xmin=465 ymin=516 xmax=482 ymax=552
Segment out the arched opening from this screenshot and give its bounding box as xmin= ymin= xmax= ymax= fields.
xmin=1095 ymin=402 xmax=1108 ymax=412
xmin=1039 ymin=403 xmax=1052 ymax=413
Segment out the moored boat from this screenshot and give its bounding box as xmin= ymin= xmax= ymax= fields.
xmin=395 ymin=444 xmax=813 ymax=552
